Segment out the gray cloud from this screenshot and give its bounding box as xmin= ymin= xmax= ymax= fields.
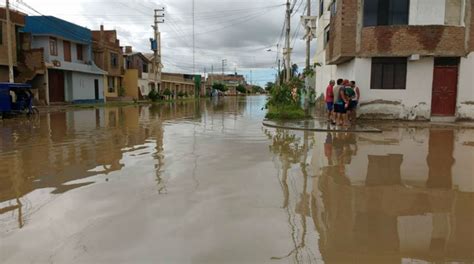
xmin=17 ymin=0 xmax=312 ymax=84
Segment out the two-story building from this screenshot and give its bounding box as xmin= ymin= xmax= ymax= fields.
xmin=206 ymin=73 xmax=247 ymax=96
xmin=92 ymin=25 xmax=124 ymax=100
xmin=315 ymin=0 xmax=474 ymax=121
xmin=123 ymin=46 xmax=152 ymax=100
xmin=22 ymin=16 xmax=106 ymax=104
xmin=161 ymin=72 xmax=196 ymax=98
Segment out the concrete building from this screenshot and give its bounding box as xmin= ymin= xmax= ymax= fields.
xmin=0 ymin=8 xmax=28 ymax=82
xmin=92 ymin=26 xmax=124 ymax=100
xmin=315 ymin=0 xmax=474 ymax=121
xmin=161 ymin=72 xmax=196 ymax=98
xmin=21 ymin=16 xmax=106 ymax=104
xmin=206 ymin=73 xmax=247 ymax=96
xmin=123 ymin=46 xmax=159 ymax=100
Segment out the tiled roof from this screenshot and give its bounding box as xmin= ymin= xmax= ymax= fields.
xmin=22 ymin=16 xmax=91 ymax=44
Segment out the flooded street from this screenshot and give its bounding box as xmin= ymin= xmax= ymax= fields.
xmin=0 ymin=96 xmax=473 ymax=264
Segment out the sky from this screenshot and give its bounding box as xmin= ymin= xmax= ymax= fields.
xmin=6 ymin=0 xmax=316 ymax=86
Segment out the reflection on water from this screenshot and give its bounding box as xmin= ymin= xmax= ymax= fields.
xmin=1 ymin=96 xmax=473 ymax=263
xmin=309 ymin=129 xmax=473 ymax=263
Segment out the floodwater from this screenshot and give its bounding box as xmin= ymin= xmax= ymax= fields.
xmin=0 ymin=96 xmax=473 ymax=264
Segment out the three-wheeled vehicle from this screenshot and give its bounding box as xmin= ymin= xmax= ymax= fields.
xmin=0 ymin=82 xmax=39 ymax=118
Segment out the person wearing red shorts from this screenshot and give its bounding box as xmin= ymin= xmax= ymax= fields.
xmin=325 ymin=80 xmax=335 ymax=123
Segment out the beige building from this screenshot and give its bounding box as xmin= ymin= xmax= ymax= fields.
xmin=161 ymin=72 xmax=196 ymax=98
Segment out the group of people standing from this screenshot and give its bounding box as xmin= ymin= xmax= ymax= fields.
xmin=325 ymin=79 xmax=360 ymax=126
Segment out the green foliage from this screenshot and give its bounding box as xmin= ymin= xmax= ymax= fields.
xmin=148 ymin=89 xmax=160 ymax=102
xmin=212 ymin=83 xmax=228 ymax=92
xmin=118 ymin=86 xmax=126 ymax=97
xmin=266 ymin=104 xmax=307 ymax=120
xmin=177 ymin=91 xmax=186 ymax=98
xmin=303 ymin=62 xmax=322 ymax=78
xmin=163 ymin=88 xmax=172 ymax=96
xmin=252 ymin=85 xmax=265 ymax=94
xmin=236 ymin=84 xmax=246 ymax=94
xmin=265 ymin=82 xmax=275 ymax=92
xmin=265 ymin=77 xmax=307 ymax=120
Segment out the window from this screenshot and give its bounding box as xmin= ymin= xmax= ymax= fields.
xmin=319 ymin=0 xmax=324 ymax=17
xmin=49 ymin=37 xmax=58 ymax=56
xmin=76 ymin=44 xmax=83 ymax=60
xmin=108 ymin=76 xmax=116 ymax=93
xmin=363 ymin=0 xmax=409 ymax=27
xmin=329 ymin=1 xmax=337 ymax=17
xmin=0 ymin=22 xmax=3 ymax=45
xmin=110 ymin=52 xmax=118 ymax=68
xmin=371 ymin=57 xmax=407 ymax=90
xmin=324 ymin=25 xmax=330 ymax=48
xmin=142 ymin=63 xmax=148 ymax=73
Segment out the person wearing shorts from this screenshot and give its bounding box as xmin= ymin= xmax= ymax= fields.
xmin=325 ymin=80 xmax=335 ymax=122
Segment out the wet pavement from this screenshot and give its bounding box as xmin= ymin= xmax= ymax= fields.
xmin=262 ymin=120 xmax=382 ymax=133
xmin=0 ymin=96 xmax=473 ymax=264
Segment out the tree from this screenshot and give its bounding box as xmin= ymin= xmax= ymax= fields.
xmin=252 ymin=85 xmax=264 ymax=94
xmin=212 ymin=83 xmax=227 ymax=92
xmin=265 ymin=82 xmax=275 ymax=92
xmin=236 ymin=84 xmax=246 ymax=94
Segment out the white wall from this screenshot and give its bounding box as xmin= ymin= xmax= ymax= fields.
xmin=314 ymin=0 xmax=336 ymax=99
xmin=71 ymin=72 xmax=104 ymax=101
xmin=457 ymin=53 xmax=474 ymax=119
xmin=409 ymin=0 xmax=446 ymax=25
xmin=340 ymin=57 xmax=433 ymax=120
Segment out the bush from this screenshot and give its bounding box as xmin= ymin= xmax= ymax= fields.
xmin=265 ymin=77 xmax=307 ymax=120
xmin=212 ymin=83 xmax=227 ymax=92
xmin=148 ymin=89 xmax=160 ymax=102
xmin=163 ymin=88 xmax=172 ymax=97
xmin=266 ymin=104 xmax=308 ymax=120
xmin=236 ymin=84 xmax=246 ymax=94
xmin=177 ymin=91 xmax=185 ymax=98
xmin=118 ymin=86 xmax=126 ymax=97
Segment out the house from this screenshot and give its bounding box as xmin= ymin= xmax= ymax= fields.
xmin=0 ymin=8 xmax=26 ymax=82
xmin=206 ymin=73 xmax=247 ymax=95
xmin=22 ymin=16 xmax=106 ymax=104
xmin=123 ymin=46 xmax=154 ymax=100
xmin=161 ymin=72 xmax=196 ymax=98
xmin=315 ymin=0 xmax=474 ymax=121
xmin=92 ymin=25 xmax=124 ymax=100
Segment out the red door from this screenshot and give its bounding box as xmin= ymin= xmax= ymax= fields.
xmin=48 ymin=69 xmax=65 ymax=102
xmin=431 ymin=66 xmax=458 ymax=116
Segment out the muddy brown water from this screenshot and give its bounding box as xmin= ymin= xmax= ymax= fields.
xmin=0 ymin=96 xmax=473 ymax=264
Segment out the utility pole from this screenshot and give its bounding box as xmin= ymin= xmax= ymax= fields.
xmin=305 ymin=0 xmax=311 ymax=70
xmin=284 ymin=0 xmax=291 ymax=83
xmin=221 ymin=59 xmax=227 ymax=76
xmin=192 ymin=0 xmax=195 ymax=74
xmin=277 ymin=59 xmax=281 ymax=85
xmin=6 ymin=0 xmax=14 ymax=83
xmin=153 ymin=8 xmax=165 ymax=91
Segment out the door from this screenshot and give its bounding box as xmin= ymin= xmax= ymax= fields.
xmin=431 ymin=66 xmax=458 ymax=116
xmin=48 ymin=69 xmax=65 ymax=102
xmin=94 ymin=79 xmax=99 ymax=100
xmin=63 ymin=41 xmax=71 ymax=62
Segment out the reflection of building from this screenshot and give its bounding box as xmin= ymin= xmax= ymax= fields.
xmin=311 ymin=129 xmax=474 ymax=263
xmin=315 ymin=0 xmax=474 ymax=120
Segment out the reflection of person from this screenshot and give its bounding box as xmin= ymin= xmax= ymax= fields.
xmin=324 ymin=133 xmax=334 ymax=166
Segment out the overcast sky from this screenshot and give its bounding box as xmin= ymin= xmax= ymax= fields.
xmin=7 ymin=0 xmax=316 ymax=86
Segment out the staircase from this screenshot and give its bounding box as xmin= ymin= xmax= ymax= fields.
xmin=16 ymin=48 xmax=46 ymax=83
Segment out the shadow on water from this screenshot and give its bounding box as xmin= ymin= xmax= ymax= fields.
xmin=266 ymin=126 xmax=474 ymax=263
